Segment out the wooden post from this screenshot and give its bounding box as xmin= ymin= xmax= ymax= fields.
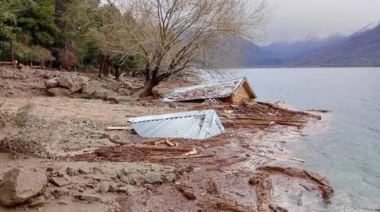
xmin=10 ymin=40 xmax=15 ymax=68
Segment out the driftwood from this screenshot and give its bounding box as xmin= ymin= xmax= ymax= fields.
xmin=106 ymin=126 xmax=132 ymax=130
xmin=175 ymin=185 xmax=196 ymax=200
xmin=256 ymin=101 xmax=322 ymax=119
xmin=307 ymin=109 xmax=330 ymax=113
xmin=249 ymin=173 xmax=272 ymax=212
xmin=297 ymin=191 xmax=304 ymax=206
xmin=132 ymin=145 xmax=194 ymax=152
xmin=269 ymin=204 xmax=289 ymax=212
xmin=149 ymin=154 xmax=214 ymax=160
xmin=258 ymin=166 xmax=334 ymax=201
xmin=286 ymin=157 xmax=306 ymax=163
xmin=198 ymin=197 xmax=253 ymax=212
xmin=228 ymin=119 xmax=304 ymax=128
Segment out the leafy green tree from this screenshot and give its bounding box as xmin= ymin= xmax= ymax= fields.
xmin=0 ymin=0 xmax=21 ymax=61
xmin=16 ymin=0 xmax=61 ymax=47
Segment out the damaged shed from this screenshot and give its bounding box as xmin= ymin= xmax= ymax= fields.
xmin=129 ymin=110 xmax=225 ymax=139
xmin=163 ymin=77 xmax=256 ymax=104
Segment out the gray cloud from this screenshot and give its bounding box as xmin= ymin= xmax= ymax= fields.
xmin=265 ymin=0 xmax=380 ymax=43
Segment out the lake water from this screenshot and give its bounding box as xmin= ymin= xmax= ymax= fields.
xmin=236 ymin=68 xmax=380 ymax=211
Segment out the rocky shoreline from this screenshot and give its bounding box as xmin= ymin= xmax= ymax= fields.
xmin=0 ymin=67 xmax=332 ymax=212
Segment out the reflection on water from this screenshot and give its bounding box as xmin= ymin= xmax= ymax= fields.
xmin=235 ymin=67 xmax=380 ymax=211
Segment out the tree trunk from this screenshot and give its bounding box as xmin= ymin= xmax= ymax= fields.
xmin=10 ymin=40 xmax=14 ymax=66
xmin=99 ymin=54 xmax=105 ymax=78
xmin=114 ymin=65 xmax=121 ymax=81
xmin=102 ymin=56 xmax=111 ymax=77
xmin=138 ymin=79 xmax=159 ymax=97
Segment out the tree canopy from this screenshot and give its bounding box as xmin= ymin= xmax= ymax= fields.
xmin=0 ymin=0 xmax=269 ymax=96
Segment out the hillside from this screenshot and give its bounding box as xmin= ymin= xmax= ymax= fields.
xmin=290 ymin=23 xmax=380 ymax=67
xmin=262 ymin=35 xmax=346 ymax=59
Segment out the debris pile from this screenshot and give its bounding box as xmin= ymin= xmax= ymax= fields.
xmin=192 ymin=101 xmax=321 ymax=128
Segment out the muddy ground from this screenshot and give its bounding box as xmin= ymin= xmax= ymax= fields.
xmin=0 ymin=67 xmax=332 ymax=212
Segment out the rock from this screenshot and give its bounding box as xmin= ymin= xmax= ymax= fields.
xmin=28 ymin=196 xmax=46 ymax=208
xmin=50 ymin=177 xmax=70 ymax=187
xmin=144 ymin=172 xmax=163 ymax=184
xmin=75 ymin=193 xmax=102 ymax=203
xmin=106 ymin=97 xmax=119 ymax=104
xmin=98 ymin=182 xmax=111 ymax=193
xmin=166 ymin=173 xmax=176 ymax=182
xmin=108 ymin=184 xmax=119 ymax=193
xmin=57 ymin=76 xmax=75 ymax=89
xmin=78 ymin=167 xmax=91 ymax=175
xmin=120 ymin=175 xmax=134 ymax=185
xmin=94 ymin=90 xmax=108 ymax=99
xmin=44 ymin=78 xmax=59 ymax=89
xmin=57 ymin=167 xmax=67 ymax=177
xmin=0 ymin=168 xmax=47 ymax=207
xmin=93 ymin=167 xmax=105 ymax=174
xmin=58 ymin=200 xmax=68 ymax=205
xmin=116 ymin=187 xmax=129 ymax=194
xmin=66 ymin=167 xmax=77 ymax=177
xmin=46 ymin=88 xmax=70 ymax=97
xmin=52 ymin=188 xmax=70 ymax=199
xmin=82 ymin=84 xmax=96 ymax=95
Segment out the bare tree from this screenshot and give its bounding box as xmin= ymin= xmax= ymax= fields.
xmin=91 ymin=0 xmax=269 ymax=97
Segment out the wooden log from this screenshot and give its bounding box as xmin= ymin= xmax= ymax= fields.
xmin=149 ymin=154 xmax=214 ymax=160
xmin=228 ymin=119 xmax=304 ymax=128
xmin=286 ymin=157 xmax=306 ymax=163
xmin=106 ymin=126 xmax=132 ymax=131
xmin=132 ymin=144 xmax=194 ymax=152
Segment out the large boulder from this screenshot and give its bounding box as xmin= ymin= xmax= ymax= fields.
xmin=0 ymin=168 xmax=47 ymax=207
xmin=46 ymin=88 xmax=70 ymax=97
xmin=44 ymin=78 xmax=59 ymax=89
xmin=57 ymin=76 xmax=75 ymax=89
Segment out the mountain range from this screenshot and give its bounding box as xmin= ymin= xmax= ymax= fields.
xmin=241 ymin=21 xmax=380 ymax=67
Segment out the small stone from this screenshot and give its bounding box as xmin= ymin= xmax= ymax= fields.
xmin=75 ymin=193 xmax=102 ymax=203
xmin=120 ymin=175 xmax=136 ymax=185
xmin=116 ymin=187 xmax=128 ymax=194
xmin=66 ymin=167 xmax=77 ymax=176
xmin=85 ymin=183 xmax=96 ymax=189
xmin=52 ymin=189 xmax=70 ymax=199
xmin=166 ymin=173 xmax=176 ymax=182
xmin=93 ymin=167 xmax=105 ymax=174
xmin=106 ymin=97 xmax=119 ymax=104
xmin=57 ymin=167 xmax=66 ymax=177
xmin=50 ymin=177 xmax=71 ymax=187
xmin=144 ymin=172 xmax=162 ymax=184
xmin=109 ymin=184 xmax=119 ymax=193
xmin=28 ymin=196 xmax=46 ymax=208
xmin=58 ymin=200 xmax=68 ymax=205
xmin=78 ymin=167 xmax=91 ymax=175
xmin=98 ymin=182 xmax=111 ymax=193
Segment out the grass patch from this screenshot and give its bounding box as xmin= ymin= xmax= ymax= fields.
xmin=0 ymin=135 xmax=50 ymax=158
xmin=0 ymin=103 xmax=32 ymax=128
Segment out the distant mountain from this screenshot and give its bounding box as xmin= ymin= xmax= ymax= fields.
xmin=261 ymin=34 xmax=346 ymax=59
xmin=290 ymin=22 xmax=380 ymax=67
xmin=239 ymin=39 xmax=285 ymax=67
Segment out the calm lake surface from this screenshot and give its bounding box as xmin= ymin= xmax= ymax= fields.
xmin=236 ymin=68 xmax=380 ymax=211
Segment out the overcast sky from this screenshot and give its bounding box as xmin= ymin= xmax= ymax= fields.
xmin=265 ymin=0 xmax=380 ymax=43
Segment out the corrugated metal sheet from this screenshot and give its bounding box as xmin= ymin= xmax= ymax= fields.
xmin=128 ymin=110 xmax=225 ymax=139
xmin=163 ymin=77 xmax=256 ymax=102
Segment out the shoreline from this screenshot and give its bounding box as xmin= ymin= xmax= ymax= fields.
xmin=0 ymin=68 xmax=333 ymax=211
